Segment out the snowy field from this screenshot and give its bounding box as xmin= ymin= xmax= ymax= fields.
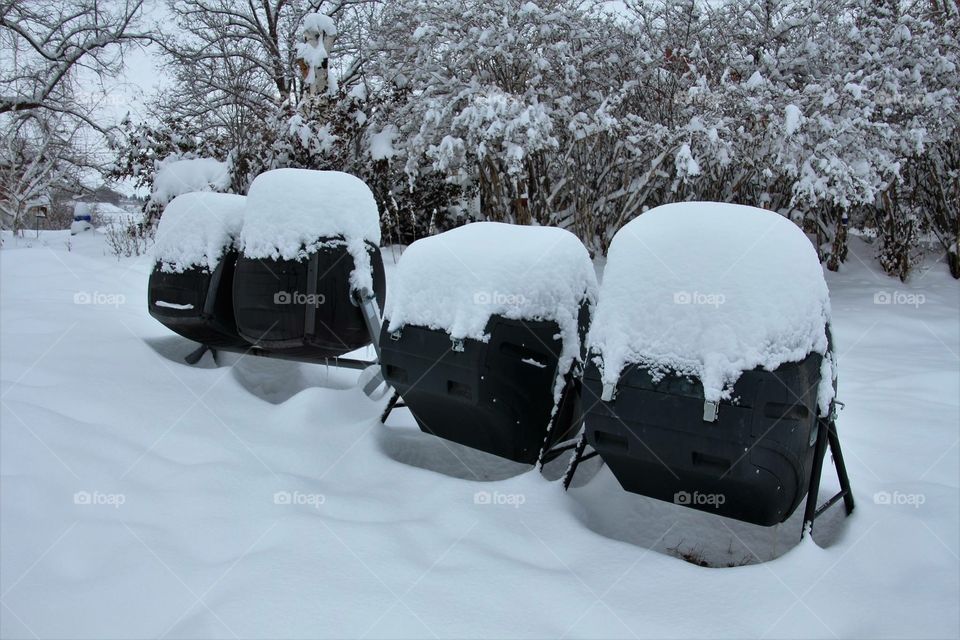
xmin=1 ymin=230 xmax=957 ymax=639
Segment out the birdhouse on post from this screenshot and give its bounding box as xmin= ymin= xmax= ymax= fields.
xmin=297 ymin=13 xmax=337 ymax=96
xmin=25 ymin=195 xmax=51 ymax=238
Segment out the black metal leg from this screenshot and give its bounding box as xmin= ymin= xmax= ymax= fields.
xmin=184 ymin=344 xmax=210 ymax=365
xmin=802 ymin=417 xmax=855 ymax=537
xmin=802 ymin=418 xmax=829 ymax=536
xmin=562 ymin=434 xmax=589 ymax=490
xmin=827 ymin=422 xmax=856 ymax=516
xmin=380 ymin=389 xmax=402 ymax=424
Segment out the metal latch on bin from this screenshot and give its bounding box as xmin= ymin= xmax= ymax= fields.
xmin=601 ymin=382 xmax=617 ymax=402
xmin=702 ymin=400 xmax=719 ymax=423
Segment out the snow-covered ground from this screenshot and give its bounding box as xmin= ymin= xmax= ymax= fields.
xmin=1 ymin=230 xmax=957 ymax=639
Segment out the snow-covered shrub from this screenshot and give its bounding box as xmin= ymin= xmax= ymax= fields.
xmin=110 ymin=0 xmax=959 ymax=277
xmin=105 ymin=218 xmax=151 ymax=259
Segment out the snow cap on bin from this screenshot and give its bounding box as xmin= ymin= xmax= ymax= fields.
xmin=154 ymin=192 xmax=246 ymax=273
xmin=240 ymin=169 xmax=381 ymax=262
xmin=588 ymin=202 xmax=832 ymax=411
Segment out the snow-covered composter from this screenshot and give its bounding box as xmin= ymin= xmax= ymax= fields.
xmin=148 ymin=192 xmax=249 ymax=353
xmin=231 ymin=169 xmax=386 ymax=361
xmin=379 ymin=222 xmax=597 ymax=465
xmin=564 ymin=202 xmax=854 ymax=531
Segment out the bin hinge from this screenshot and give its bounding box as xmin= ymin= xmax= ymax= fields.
xmin=702 ymin=400 xmax=719 ymax=423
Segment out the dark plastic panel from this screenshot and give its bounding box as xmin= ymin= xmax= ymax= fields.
xmin=583 ymin=351 xmax=823 ymax=526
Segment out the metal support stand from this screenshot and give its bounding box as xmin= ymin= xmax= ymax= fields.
xmin=561 ymin=433 xmax=599 ymax=490
xmin=801 ymin=416 xmax=855 ymax=536
xmin=181 ymin=288 xmax=388 ymax=398
xmin=379 ymin=389 xmax=407 ymax=424
xmin=185 ymin=344 xmax=213 ymax=365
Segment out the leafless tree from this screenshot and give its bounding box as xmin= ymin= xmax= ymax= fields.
xmin=0 ymin=0 xmax=153 ymax=127
xmin=0 ymin=111 xmax=93 ymax=231
xmin=1 ymin=0 xmax=153 ymax=230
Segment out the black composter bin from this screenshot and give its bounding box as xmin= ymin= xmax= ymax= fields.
xmin=232 ymin=239 xmax=386 ymax=358
xmin=581 ymin=351 xmax=824 ymax=526
xmin=380 ymin=305 xmax=590 ymax=465
xmin=148 ymin=250 xmax=248 ymax=350
xmin=563 ymin=202 xmax=854 ymax=533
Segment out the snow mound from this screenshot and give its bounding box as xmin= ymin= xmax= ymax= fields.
xmin=302 ymin=12 xmax=337 ymax=37
xmin=240 ymin=169 xmax=381 ymax=293
xmin=153 ymin=192 xmax=246 ymax=273
xmin=151 ymin=158 xmax=231 ymax=207
xmin=385 ymin=222 xmax=598 ymax=398
xmin=588 ymin=202 xmax=832 ymax=410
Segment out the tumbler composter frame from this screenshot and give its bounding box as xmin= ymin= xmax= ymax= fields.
xmin=157 ymin=239 xmax=387 ymax=377
xmin=147 ymin=170 xmax=389 ymax=388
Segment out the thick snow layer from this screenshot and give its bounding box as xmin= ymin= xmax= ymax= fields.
xmin=240 ymin=169 xmax=381 ymax=293
xmin=385 ymin=222 xmax=597 ymax=399
xmin=369 ymin=125 xmax=398 ymax=161
xmin=302 ymin=12 xmax=336 ymax=37
xmin=785 ymin=104 xmax=803 ymax=136
xmin=589 ymin=202 xmax=832 ymax=409
xmin=297 ymin=13 xmax=336 ymax=88
xmin=0 ymin=231 xmax=957 ymax=638
xmin=151 ymin=158 xmax=231 ymax=207
xmin=153 ymin=192 xmax=246 ymax=273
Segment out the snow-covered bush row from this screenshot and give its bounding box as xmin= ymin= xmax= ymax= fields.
xmin=111 ymin=0 xmax=959 ymax=280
